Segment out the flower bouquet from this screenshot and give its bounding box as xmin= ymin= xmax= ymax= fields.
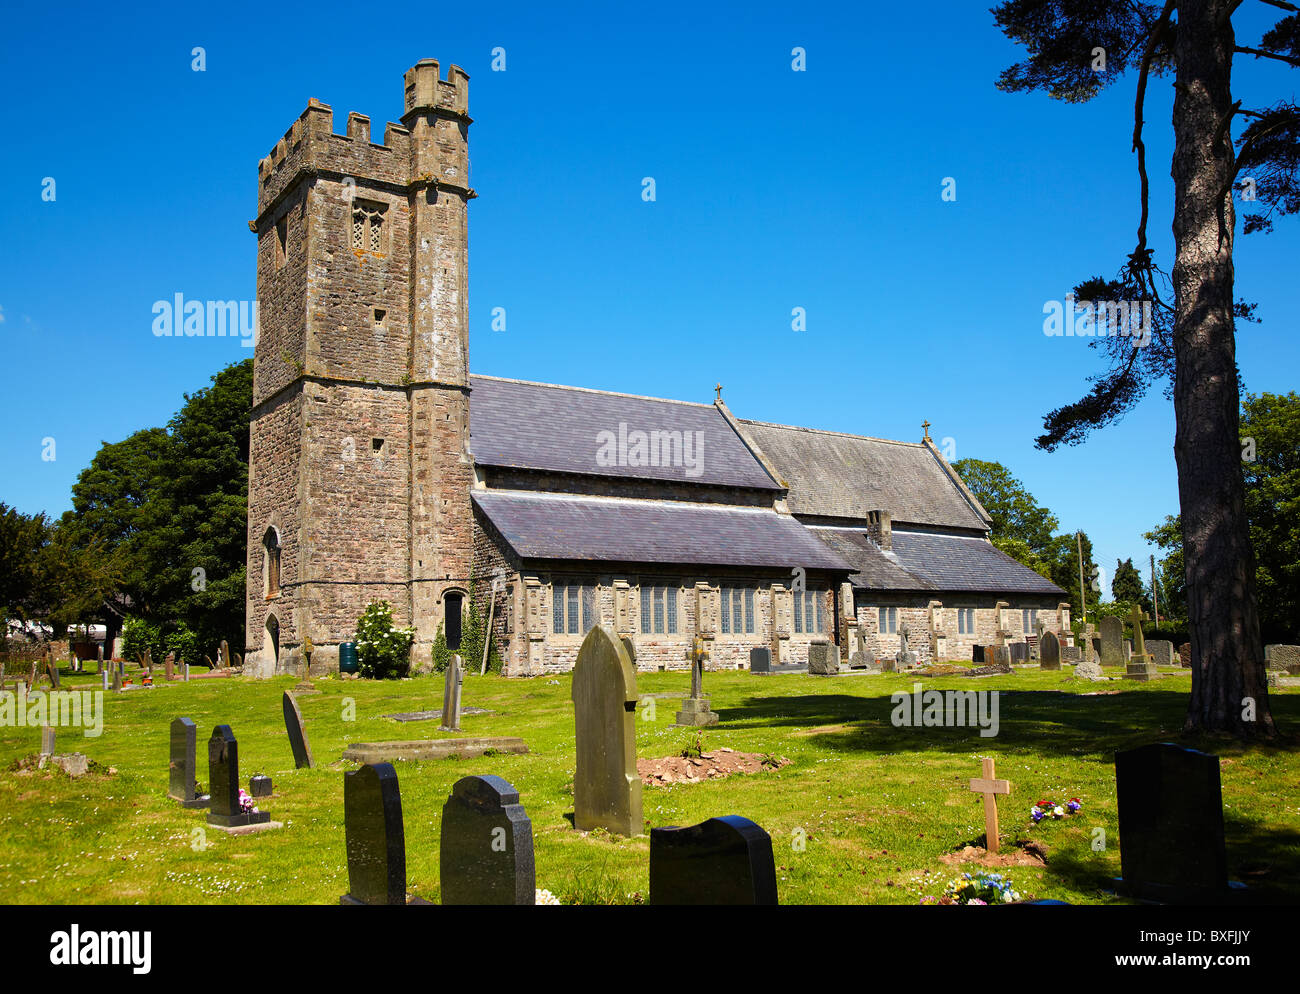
xmin=1030 ymin=797 xmax=1082 ymax=823
xmin=928 ymin=871 xmax=1021 ymax=905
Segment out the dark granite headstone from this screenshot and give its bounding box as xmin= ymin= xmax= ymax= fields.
xmin=207 ymin=725 xmax=270 ymax=828
xmin=342 ymin=762 xmax=407 ymax=905
xmin=249 ymin=774 xmax=273 ymax=798
xmin=1115 ymin=743 xmax=1234 ymax=902
xmin=972 ymin=645 xmax=985 ymax=663
xmin=649 ymin=815 xmax=778 ymax=905
xmin=1009 ymin=642 xmax=1028 ymax=664
xmin=440 ymin=774 xmax=535 ymax=905
xmin=1039 ymin=630 xmax=1061 ymax=670
xmin=283 ymin=692 xmax=314 ymax=769
xmin=168 ymin=717 xmax=209 ymax=808
xmin=749 ymin=647 xmax=771 ymax=674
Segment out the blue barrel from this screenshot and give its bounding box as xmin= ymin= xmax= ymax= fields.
xmin=338 ymin=642 xmax=359 ymax=674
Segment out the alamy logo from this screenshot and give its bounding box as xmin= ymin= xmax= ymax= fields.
xmin=890 ymin=682 xmax=1000 ymax=738
xmin=152 ymin=294 xmax=259 ymax=348
xmin=1042 ymin=294 xmax=1152 ymax=347
xmin=0 ymin=688 xmax=103 ymax=737
xmin=595 ymin=423 xmax=705 ymax=478
xmin=50 ymin=926 xmax=151 ymax=974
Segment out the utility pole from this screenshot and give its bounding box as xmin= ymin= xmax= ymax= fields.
xmin=1077 ymin=531 xmax=1087 ymax=625
xmin=1150 ymin=553 xmax=1160 ymax=627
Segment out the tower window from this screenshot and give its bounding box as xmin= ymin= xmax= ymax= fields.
xmin=373 ymin=308 xmax=386 ymax=330
xmin=263 ymin=527 xmax=281 ymax=598
xmin=351 ymin=202 xmax=387 ymax=253
xmin=372 ymin=438 xmax=384 ymax=454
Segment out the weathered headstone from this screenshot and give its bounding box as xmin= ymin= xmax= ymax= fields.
xmin=895 ymin=624 xmax=918 ymax=669
xmin=100 ymin=670 xmax=109 ymax=691
xmin=184 ymin=662 xmax=190 ymax=682
xmin=1115 ymin=742 xmax=1237 ymax=902
xmin=1061 ymin=645 xmax=1080 ymax=663
xmin=572 ymin=625 xmax=643 ymax=836
xmin=1074 ymin=655 xmax=1105 ymax=681
xmin=749 ymin=647 xmax=771 ymax=674
xmin=47 ymin=653 xmax=61 ymax=689
xmin=282 ymin=692 xmax=315 ymax=769
xmin=1265 ymin=644 xmax=1300 ymax=671
xmin=111 ymin=667 xmax=122 ymax=694
xmin=971 ymin=645 xmax=985 ymax=664
xmin=40 ymin=726 xmax=56 ymax=765
xmin=219 ymin=640 xmax=231 ymax=669
xmin=207 ymin=725 xmax=270 ymax=829
xmin=808 ymin=641 xmax=839 ymax=676
xmin=1009 ymin=642 xmax=1028 ymax=664
xmin=1177 ymin=643 xmax=1192 ymax=667
xmin=168 ymin=717 xmax=209 ymax=808
xmin=1147 ymin=640 xmax=1174 ymax=668
xmin=164 ymin=652 xmax=175 ymax=683
xmin=1039 ymin=630 xmax=1061 ymax=670
xmin=250 ymin=774 xmax=273 ymax=798
xmin=675 ymin=637 xmax=719 ymax=725
xmin=341 ymin=762 xmax=408 ymax=905
xmin=649 ymin=815 xmax=778 ymax=905
xmin=96 ymin=645 xmax=104 ymax=672
xmin=440 ymin=774 xmax=535 ymax=905
xmin=1099 ymin=616 xmax=1124 ymax=667
xmin=439 ymin=654 xmax=463 ymax=732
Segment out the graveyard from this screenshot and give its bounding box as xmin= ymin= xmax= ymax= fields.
xmin=2 ymin=654 xmax=1298 ymax=905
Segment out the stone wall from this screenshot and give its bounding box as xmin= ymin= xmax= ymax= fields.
xmin=852 ymin=592 xmax=1068 ymax=663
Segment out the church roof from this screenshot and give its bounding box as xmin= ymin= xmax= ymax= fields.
xmin=473 ymin=490 xmax=851 ymax=571
xmin=811 ymin=526 xmax=1065 ymax=595
xmin=738 ymin=420 xmax=991 ymax=531
xmin=469 ymin=375 xmax=781 ymax=491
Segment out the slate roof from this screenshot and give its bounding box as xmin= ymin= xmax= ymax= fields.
xmin=474 ymin=490 xmax=851 ymax=571
xmin=811 ymin=526 xmax=1065 ymax=595
xmin=469 ymin=375 xmax=780 ymax=490
xmin=739 ymin=420 xmax=990 ymax=530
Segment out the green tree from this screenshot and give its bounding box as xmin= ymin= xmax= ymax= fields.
xmin=1143 ymin=515 xmax=1187 ymax=623
xmin=952 ymin=458 xmax=1059 ymax=552
xmin=1112 ymin=557 xmax=1151 ymax=614
xmin=0 ymin=504 xmax=53 ymax=626
xmin=993 ymin=0 xmax=1297 ymax=736
xmin=1241 ymin=391 xmax=1300 ymax=641
xmin=1043 ymin=531 xmax=1099 ymax=622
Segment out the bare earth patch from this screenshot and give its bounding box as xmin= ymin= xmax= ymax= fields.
xmin=638 ymin=748 xmax=789 ymax=785
xmin=939 ymin=840 xmax=1049 ymax=868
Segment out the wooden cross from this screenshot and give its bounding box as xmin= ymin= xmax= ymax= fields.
xmin=969 ymin=757 xmax=1011 ymax=854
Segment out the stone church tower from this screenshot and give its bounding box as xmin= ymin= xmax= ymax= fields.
xmin=245 ymin=60 xmax=475 ymax=676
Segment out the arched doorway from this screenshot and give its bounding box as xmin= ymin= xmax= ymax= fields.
xmin=263 ymin=527 xmax=281 ymax=597
xmin=266 ymin=614 xmax=280 ymax=668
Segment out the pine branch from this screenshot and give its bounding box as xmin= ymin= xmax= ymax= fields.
xmin=1235 ymin=43 xmax=1300 ymax=66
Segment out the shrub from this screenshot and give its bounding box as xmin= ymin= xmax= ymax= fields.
xmin=431 ymin=622 xmax=453 ymax=673
xmin=355 ymin=601 xmax=415 ymax=680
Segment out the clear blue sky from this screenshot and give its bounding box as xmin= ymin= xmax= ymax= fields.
xmin=2 ymin=1 xmax=1296 ymax=602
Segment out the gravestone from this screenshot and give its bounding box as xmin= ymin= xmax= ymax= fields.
xmin=250 ymin=774 xmax=273 ymax=798
xmin=1147 ymin=640 xmax=1174 ymax=668
xmin=1177 ymin=643 xmax=1192 ymax=667
xmin=1115 ymin=743 xmax=1237 ymax=902
xmin=100 ymin=670 xmax=109 ymax=691
xmin=895 ymin=624 xmax=917 ymax=669
xmin=971 ymin=645 xmax=985 ymax=663
xmin=40 ymin=725 xmax=56 ymax=757
xmin=571 ymin=625 xmax=643 ymax=836
xmin=1091 ymin=636 xmax=1103 ymax=660
xmin=111 ymin=667 xmax=122 ymax=694
xmin=1123 ymin=606 xmax=1158 ymax=681
xmin=207 ymin=725 xmax=270 ymax=829
xmin=969 ymin=757 xmax=1011 ymax=853
xmin=808 ymin=641 xmax=838 ymax=675
xmin=1074 ymin=655 xmax=1105 ymax=681
xmin=168 ymin=717 xmax=210 ymax=808
xmin=1039 ymin=630 xmax=1061 ymax=671
xmin=1009 ymin=642 xmax=1028 ymax=664
xmin=439 ymin=654 xmax=463 ymax=732
xmin=1099 ymin=616 xmax=1124 ymax=667
xmin=675 ymin=637 xmax=719 ymax=726
xmin=219 ymin=640 xmax=231 ymax=668
xmin=1265 ymin=644 xmax=1300 ymax=671
xmin=184 ymin=663 xmax=191 ymax=682
xmin=164 ymin=652 xmax=175 ymax=682
xmin=282 ymin=692 xmax=315 ymax=769
xmin=649 ymin=815 xmax=778 ymax=905
xmin=749 ymin=647 xmax=771 ymax=674
xmin=341 ymin=763 xmax=408 ymax=905
xmin=440 ymin=775 xmax=535 ymax=905
xmin=1061 ymin=645 xmax=1080 ymax=663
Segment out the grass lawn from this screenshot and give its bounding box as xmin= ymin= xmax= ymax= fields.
xmin=1 ymin=664 xmax=1297 ymax=904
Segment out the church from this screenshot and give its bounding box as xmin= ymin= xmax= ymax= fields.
xmin=244 ymin=60 xmax=1067 ymax=678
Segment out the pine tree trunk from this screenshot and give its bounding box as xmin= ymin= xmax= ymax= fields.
xmin=1172 ymin=0 xmax=1275 ymax=737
